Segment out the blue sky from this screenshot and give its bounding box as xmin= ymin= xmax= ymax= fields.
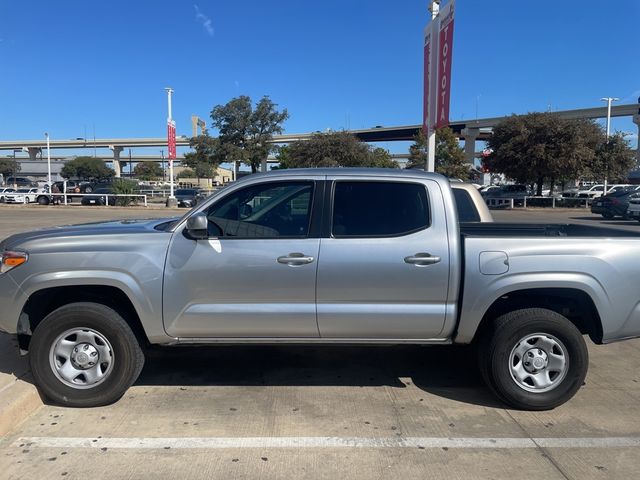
xmin=0 ymin=0 xmax=638 ymax=156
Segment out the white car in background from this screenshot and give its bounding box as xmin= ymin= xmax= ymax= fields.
xmin=626 ymin=192 xmax=640 ymax=222
xmin=0 ymin=187 xmax=16 ymax=202
xmin=3 ymin=188 xmax=48 ymax=204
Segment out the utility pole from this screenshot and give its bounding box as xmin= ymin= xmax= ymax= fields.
xmin=601 ymin=97 xmax=619 ymax=194
xmin=44 ymin=132 xmax=52 ymax=187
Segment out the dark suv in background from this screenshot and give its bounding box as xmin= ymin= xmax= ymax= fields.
xmin=590 ymin=186 xmax=640 ymax=219
xmin=175 ymin=188 xmax=206 ymax=208
xmin=480 ymin=184 xmax=529 ymax=206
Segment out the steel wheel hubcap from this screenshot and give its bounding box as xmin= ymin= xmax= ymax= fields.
xmin=508 ymin=333 xmax=568 ymax=393
xmin=49 ymin=328 xmax=114 ymax=389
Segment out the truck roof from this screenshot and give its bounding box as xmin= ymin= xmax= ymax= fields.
xmin=242 ymin=168 xmax=448 ymax=180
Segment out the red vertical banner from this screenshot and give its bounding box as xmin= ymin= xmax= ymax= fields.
xmin=436 ymin=0 xmax=455 ymax=129
xmin=422 ymin=30 xmax=432 ymax=134
xmin=167 ymin=121 xmax=176 ymax=160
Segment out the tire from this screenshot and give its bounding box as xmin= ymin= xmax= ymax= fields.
xmin=477 ymin=308 xmax=588 ymax=410
xmin=29 ymin=302 xmax=145 ymax=407
xmin=602 ymin=212 xmax=614 ymax=220
xmin=37 ymin=196 xmax=50 ymax=205
xmin=84 ymin=186 xmax=93 ymax=194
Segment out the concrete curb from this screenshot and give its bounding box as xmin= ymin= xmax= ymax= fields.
xmin=0 ymin=335 xmax=43 ymax=437
xmin=0 ymin=377 xmax=42 ymax=437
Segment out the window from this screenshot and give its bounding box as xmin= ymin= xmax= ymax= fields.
xmin=206 ymin=181 xmax=314 ymax=238
xmin=452 ymin=188 xmax=481 ymax=222
xmin=332 ymin=181 xmax=429 ymax=237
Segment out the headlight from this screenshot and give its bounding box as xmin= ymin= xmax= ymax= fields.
xmin=1 ymin=251 xmax=28 ymax=274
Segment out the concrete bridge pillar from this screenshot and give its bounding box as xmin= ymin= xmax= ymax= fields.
xmin=634 ymin=114 xmax=640 ymax=166
xmin=461 ymin=127 xmax=480 ymax=166
xmin=24 ymin=147 xmax=42 ymax=161
xmin=261 ymin=157 xmax=268 ymax=173
xmin=233 ymin=160 xmax=240 ymax=181
xmin=109 ymin=145 xmax=123 ymax=178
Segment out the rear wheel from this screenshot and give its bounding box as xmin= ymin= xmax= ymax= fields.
xmin=478 ymin=308 xmax=588 ymax=410
xmin=602 ymin=212 xmax=614 ymax=220
xmin=37 ymin=196 xmax=50 ymax=205
xmin=29 ymin=302 xmax=145 ymax=407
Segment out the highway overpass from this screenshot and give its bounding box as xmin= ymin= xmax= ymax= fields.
xmin=1 ymin=103 xmax=638 ymax=176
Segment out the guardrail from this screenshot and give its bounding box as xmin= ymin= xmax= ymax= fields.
xmin=485 ymin=196 xmax=591 ymax=209
xmin=138 ymin=188 xmax=219 ymax=198
xmin=57 ymin=193 xmax=148 ymax=207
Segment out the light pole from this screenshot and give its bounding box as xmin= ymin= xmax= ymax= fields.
xmin=44 ymin=132 xmax=52 ymax=187
xmin=165 ymin=87 xmax=177 ymax=207
xmin=426 ymin=0 xmax=440 ymax=172
xmin=600 ymin=97 xmax=619 ymax=194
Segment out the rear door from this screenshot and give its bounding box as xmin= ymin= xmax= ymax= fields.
xmin=316 ymin=176 xmax=451 ymax=339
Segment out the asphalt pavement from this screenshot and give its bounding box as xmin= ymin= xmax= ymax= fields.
xmin=1 ymin=205 xmax=640 ymax=479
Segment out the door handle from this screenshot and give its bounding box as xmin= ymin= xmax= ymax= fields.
xmin=404 ymin=253 xmax=441 ymax=266
xmin=277 ymin=252 xmax=315 ymax=266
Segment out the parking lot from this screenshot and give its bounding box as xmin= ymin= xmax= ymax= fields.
xmin=1 ymin=206 xmax=640 ymax=479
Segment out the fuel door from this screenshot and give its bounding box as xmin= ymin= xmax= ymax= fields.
xmin=479 ymin=251 xmax=509 ymax=275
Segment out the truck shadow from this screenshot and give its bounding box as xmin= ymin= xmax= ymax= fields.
xmin=137 ymin=344 xmax=506 ymax=409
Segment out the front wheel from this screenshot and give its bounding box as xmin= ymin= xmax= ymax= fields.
xmin=29 ymin=302 xmax=145 ymax=407
xmin=478 ymin=308 xmax=588 ymax=410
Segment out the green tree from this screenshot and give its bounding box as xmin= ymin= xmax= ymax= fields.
xmin=407 ymin=128 xmax=469 ymax=180
xmin=183 ymin=135 xmax=220 ymax=179
xmin=177 ymin=168 xmax=196 ymax=179
xmin=580 ymin=132 xmax=635 ymax=183
xmin=111 ymin=178 xmax=139 ymax=206
xmin=194 ymin=162 xmax=215 ymax=179
xmin=282 ymin=131 xmax=398 ymax=169
xmin=211 ymin=95 xmax=289 ymax=173
xmin=61 ymin=156 xmax=114 ymax=181
xmin=133 ymin=162 xmax=162 ymax=181
xmin=485 ymin=113 xmax=601 ymax=196
xmin=0 ymin=159 xmax=20 ymax=178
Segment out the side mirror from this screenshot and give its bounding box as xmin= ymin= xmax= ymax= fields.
xmin=185 ymin=212 xmax=209 ymax=240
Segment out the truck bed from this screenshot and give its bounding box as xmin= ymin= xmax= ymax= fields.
xmin=460 ymin=222 xmax=640 ymax=238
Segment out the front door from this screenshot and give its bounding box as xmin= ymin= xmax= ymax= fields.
xmin=163 ymin=178 xmax=322 ymax=338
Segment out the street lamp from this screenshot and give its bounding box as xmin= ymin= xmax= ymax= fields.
xmin=44 ymin=132 xmax=52 ymax=187
xmin=600 ymin=97 xmax=619 ymax=194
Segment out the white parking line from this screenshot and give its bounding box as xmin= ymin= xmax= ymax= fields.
xmin=13 ymin=436 xmax=640 ymax=450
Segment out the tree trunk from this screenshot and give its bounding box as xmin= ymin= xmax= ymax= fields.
xmin=549 ymin=178 xmax=555 ymax=197
xmin=536 ymin=177 xmax=544 ymax=197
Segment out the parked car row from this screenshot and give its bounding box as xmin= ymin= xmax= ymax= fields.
xmin=591 ymin=186 xmax=640 ymax=220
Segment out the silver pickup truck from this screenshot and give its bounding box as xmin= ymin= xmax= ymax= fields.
xmin=1 ymin=169 xmax=640 ymax=411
